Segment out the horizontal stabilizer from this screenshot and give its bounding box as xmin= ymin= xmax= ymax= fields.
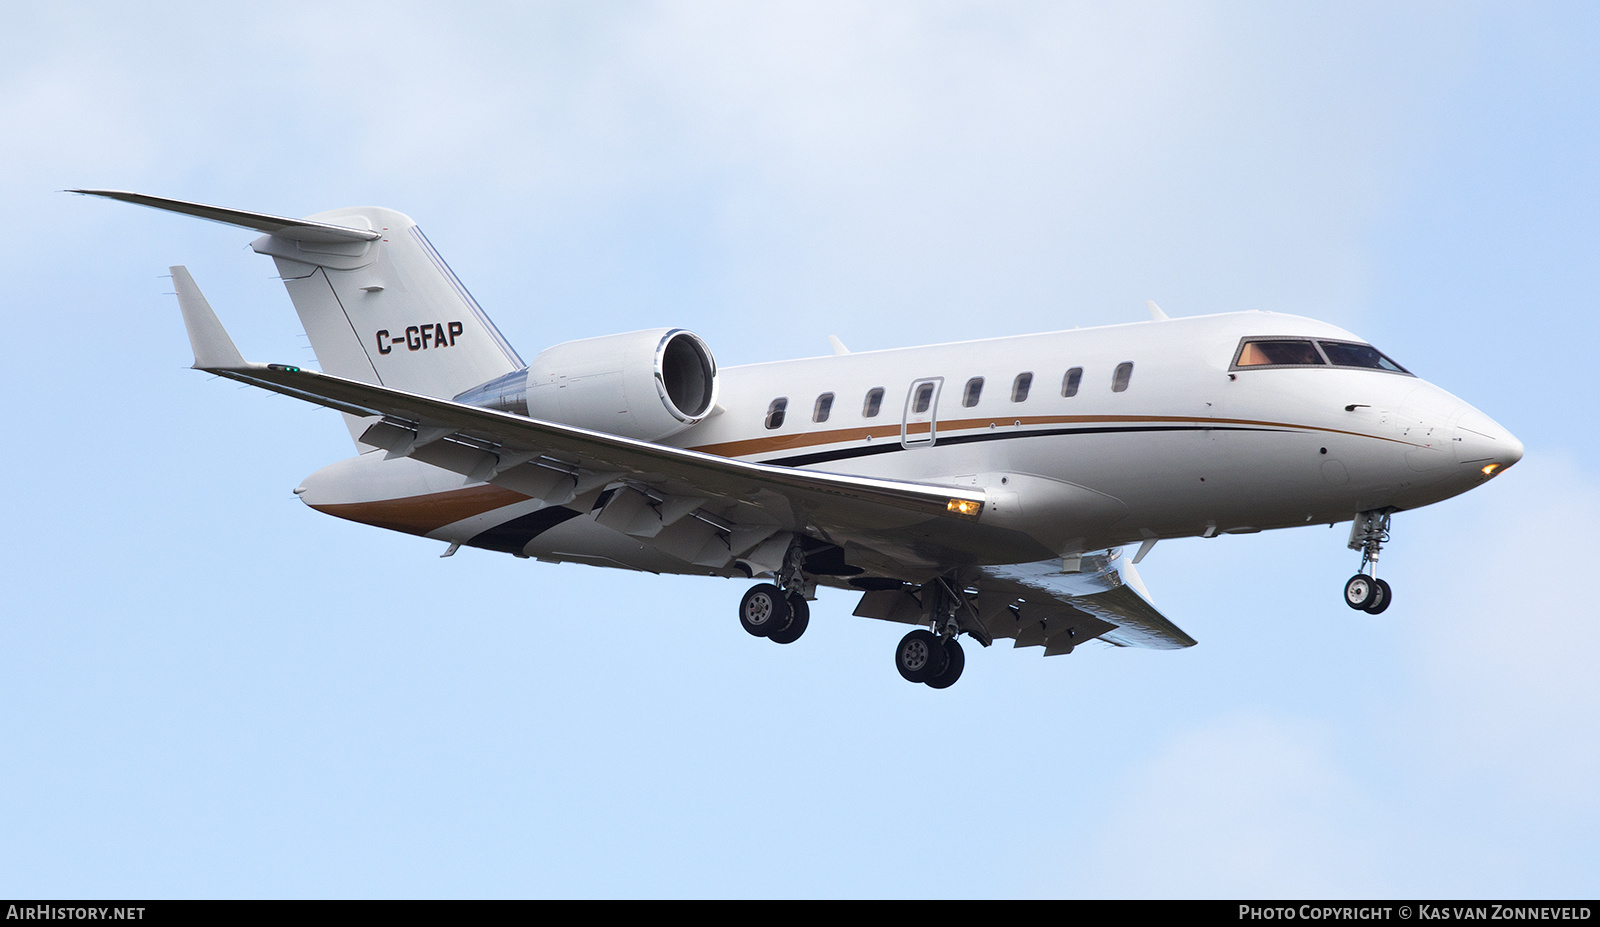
xmin=70 ymin=189 xmax=381 ymax=244
xmin=170 ymin=265 xmax=245 ymax=369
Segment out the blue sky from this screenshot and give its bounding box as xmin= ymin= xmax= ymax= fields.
xmin=2 ymin=1 xmax=1596 ymax=898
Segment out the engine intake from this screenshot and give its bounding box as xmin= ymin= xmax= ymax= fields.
xmin=454 ymin=328 xmax=718 ymax=441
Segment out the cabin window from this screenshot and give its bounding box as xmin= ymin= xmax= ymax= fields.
xmin=912 ymin=382 xmax=935 ymax=414
xmin=765 ymin=398 xmax=788 ymax=429
xmin=1112 ymin=362 xmax=1133 ymax=392
xmin=1318 ymin=341 xmax=1410 ymax=373
xmin=962 ymin=377 xmax=984 ymax=408
xmin=1236 ymin=339 xmax=1325 ymax=367
xmin=863 ymin=387 xmax=884 ymax=417
xmin=813 ymin=392 xmax=834 ymax=423
xmin=1011 ymin=372 xmax=1033 ymax=402
xmin=1061 ymin=367 xmax=1082 ymax=397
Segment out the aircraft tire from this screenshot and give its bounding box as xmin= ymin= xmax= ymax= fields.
xmin=769 ymin=595 xmax=810 ymax=644
xmin=1363 ymin=578 xmax=1392 ymax=615
xmin=895 ymin=629 xmax=945 ymax=683
xmin=925 ymin=637 xmax=965 ymax=689
xmin=1343 ymin=574 xmax=1377 ymax=610
xmin=739 ymin=583 xmax=790 ymax=638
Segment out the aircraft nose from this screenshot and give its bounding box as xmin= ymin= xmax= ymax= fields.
xmin=1454 ymin=406 xmax=1523 ymax=478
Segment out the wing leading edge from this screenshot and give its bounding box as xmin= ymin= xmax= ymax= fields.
xmin=170 ymin=265 xmax=998 ymax=567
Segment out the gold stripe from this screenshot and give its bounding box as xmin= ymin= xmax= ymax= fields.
xmin=310 ymin=416 xmax=1419 ymax=530
xmin=687 ymin=413 xmax=1421 ymax=458
xmin=308 ymin=483 xmax=532 ymax=535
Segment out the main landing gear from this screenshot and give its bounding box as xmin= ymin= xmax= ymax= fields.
xmin=737 ymin=541 xmax=811 ymax=645
xmin=1344 ymin=509 xmax=1394 ymax=615
xmin=738 ymin=583 xmax=810 ymax=644
xmin=892 ymin=575 xmax=971 ymax=689
xmin=894 ymin=629 xmax=965 ymax=689
xmin=737 ymin=550 xmax=976 ymax=688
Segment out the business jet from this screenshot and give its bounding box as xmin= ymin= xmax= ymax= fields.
xmin=75 ymin=189 xmax=1523 ymax=688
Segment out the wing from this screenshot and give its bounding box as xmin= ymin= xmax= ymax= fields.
xmin=170 ymin=265 xmax=1001 ymax=574
xmin=172 ymin=265 xmax=1196 ymax=651
xmin=853 ymin=551 xmax=1196 ymax=653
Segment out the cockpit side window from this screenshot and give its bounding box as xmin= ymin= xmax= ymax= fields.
xmin=1236 ymin=339 xmax=1325 ymax=367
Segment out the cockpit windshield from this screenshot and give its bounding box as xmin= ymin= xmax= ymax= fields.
xmin=1232 ymin=337 xmax=1411 ymax=375
xmin=1316 ymin=341 xmax=1408 ymax=372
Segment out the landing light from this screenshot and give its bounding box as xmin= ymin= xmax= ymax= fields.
xmin=1481 ymin=463 xmax=1504 ymax=478
xmin=947 ymin=498 xmax=982 ymax=518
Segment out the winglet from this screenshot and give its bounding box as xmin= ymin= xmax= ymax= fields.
xmin=1145 ymin=300 xmax=1170 ymax=321
xmin=828 ymin=335 xmax=850 ymax=356
xmin=170 ymin=265 xmax=246 ymax=369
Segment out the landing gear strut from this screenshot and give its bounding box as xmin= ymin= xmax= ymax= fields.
xmin=1344 ymin=509 xmax=1394 ymax=615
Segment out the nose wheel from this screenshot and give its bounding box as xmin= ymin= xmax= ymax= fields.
xmin=1343 ymin=574 xmax=1391 ymax=614
xmin=1344 ymin=509 xmax=1395 ymax=614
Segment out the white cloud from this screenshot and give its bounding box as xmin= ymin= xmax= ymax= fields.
xmin=1401 ymin=456 xmax=1600 ymax=815
xmin=1070 ymin=712 xmax=1392 ymax=897
xmin=1066 ymin=457 xmax=1600 ymax=898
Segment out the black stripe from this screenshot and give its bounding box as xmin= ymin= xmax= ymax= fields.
xmin=762 ymin=423 xmax=1284 ymax=467
xmin=468 ymin=506 xmax=583 ymax=553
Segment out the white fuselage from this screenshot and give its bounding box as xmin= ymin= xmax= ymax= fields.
xmin=297 ymin=310 xmax=1522 ymax=581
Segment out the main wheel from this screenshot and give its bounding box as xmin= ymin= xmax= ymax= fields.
xmin=925 ymin=637 xmax=965 ymax=689
xmin=895 ymin=629 xmax=945 ymax=683
xmin=1344 ymin=574 xmax=1377 ymax=610
xmin=739 ymin=583 xmax=790 ymax=638
xmin=769 ymin=595 xmax=810 ymax=644
xmin=1363 ymin=578 xmax=1392 ymax=615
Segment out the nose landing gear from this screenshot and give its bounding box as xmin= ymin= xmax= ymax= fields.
xmin=1343 ymin=573 xmax=1391 ymax=613
xmin=1344 ymin=509 xmax=1394 ymax=615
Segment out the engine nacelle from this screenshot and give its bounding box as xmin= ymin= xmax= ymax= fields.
xmin=454 ymin=328 xmax=718 ymax=441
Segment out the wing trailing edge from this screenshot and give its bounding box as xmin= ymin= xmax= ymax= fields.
xmin=165 ymin=273 xmax=996 ymax=568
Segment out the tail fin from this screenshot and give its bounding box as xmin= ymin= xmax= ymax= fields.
xmin=251 ymin=206 xmax=522 ymax=400
xmin=74 ymin=189 xmax=523 ymax=403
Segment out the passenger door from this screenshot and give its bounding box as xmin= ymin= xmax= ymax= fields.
xmin=901 ymin=377 xmax=943 ymax=448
